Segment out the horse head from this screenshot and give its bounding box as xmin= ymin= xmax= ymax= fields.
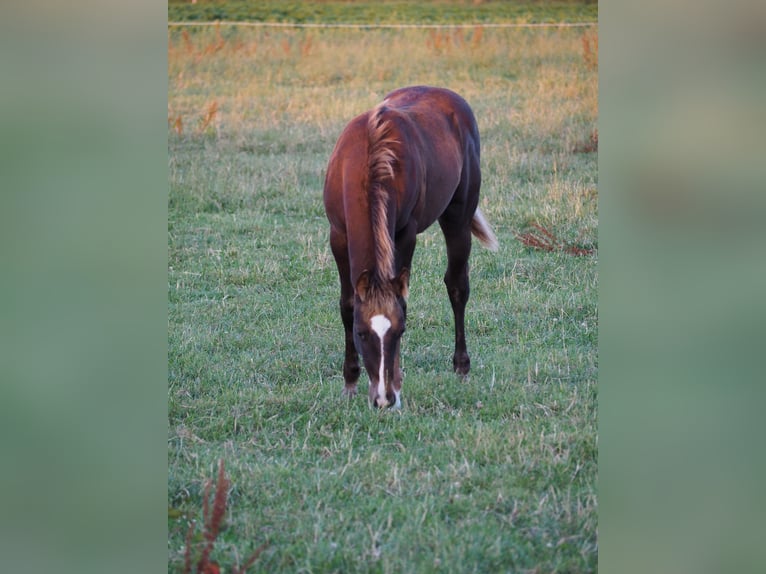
xmin=353 ymin=268 xmax=409 ymax=409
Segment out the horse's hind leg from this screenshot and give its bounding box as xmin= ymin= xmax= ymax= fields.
xmin=439 ymin=221 xmax=473 ymax=375
xmin=330 ymin=228 xmax=360 ymax=395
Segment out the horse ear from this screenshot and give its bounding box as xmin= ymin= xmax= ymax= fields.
xmin=355 ymin=270 xmax=370 ymax=302
xmin=395 ymin=268 xmax=410 ymax=300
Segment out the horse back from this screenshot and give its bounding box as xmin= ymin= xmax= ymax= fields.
xmin=381 ymin=86 xmax=481 ymax=229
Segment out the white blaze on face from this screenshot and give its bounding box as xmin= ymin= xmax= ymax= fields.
xmin=370 ymin=314 xmax=391 ymax=407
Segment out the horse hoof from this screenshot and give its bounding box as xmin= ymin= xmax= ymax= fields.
xmin=342 ymin=385 xmax=358 ymax=398
xmin=453 ymin=356 xmax=470 ymax=376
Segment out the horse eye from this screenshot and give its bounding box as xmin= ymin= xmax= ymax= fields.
xmin=356 ymin=331 xmax=369 ymax=342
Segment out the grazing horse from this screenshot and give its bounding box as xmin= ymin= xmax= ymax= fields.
xmin=323 ymin=86 xmax=498 ymax=409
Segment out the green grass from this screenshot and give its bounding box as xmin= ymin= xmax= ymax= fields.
xmin=169 ymin=5 xmax=597 ymax=572
xmin=168 ymin=0 xmax=598 ymax=25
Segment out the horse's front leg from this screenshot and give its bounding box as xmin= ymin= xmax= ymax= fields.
xmin=339 ymin=291 xmax=360 ymax=396
xmin=395 ymin=220 xmax=418 ymax=322
xmin=330 ymin=228 xmax=360 ymax=396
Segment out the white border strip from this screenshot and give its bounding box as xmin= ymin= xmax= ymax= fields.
xmin=168 ymin=21 xmax=597 ymax=29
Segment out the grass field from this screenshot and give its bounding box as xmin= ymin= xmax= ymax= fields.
xmin=168 ymin=2 xmax=598 ymax=572
xmin=168 ymin=0 xmax=598 ymax=25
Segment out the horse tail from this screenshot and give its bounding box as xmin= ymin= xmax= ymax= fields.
xmin=471 ymin=207 xmax=499 ymax=251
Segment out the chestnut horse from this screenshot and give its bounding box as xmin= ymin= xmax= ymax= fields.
xmin=323 ymin=86 xmax=498 ymax=409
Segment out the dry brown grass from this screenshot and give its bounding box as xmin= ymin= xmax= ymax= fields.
xmin=167 ymin=25 xmax=598 ymax=148
xmin=182 ymin=460 xmax=268 ymax=574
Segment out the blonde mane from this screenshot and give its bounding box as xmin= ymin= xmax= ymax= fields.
xmin=367 ymin=103 xmax=398 ymax=280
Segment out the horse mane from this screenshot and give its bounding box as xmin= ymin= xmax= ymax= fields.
xmin=367 ymin=102 xmax=398 ymax=281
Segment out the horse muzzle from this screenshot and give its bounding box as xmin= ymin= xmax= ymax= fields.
xmin=372 ymin=389 xmax=401 ymax=410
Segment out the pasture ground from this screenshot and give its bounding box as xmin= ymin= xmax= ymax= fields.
xmin=168 ymin=3 xmax=598 ymax=572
